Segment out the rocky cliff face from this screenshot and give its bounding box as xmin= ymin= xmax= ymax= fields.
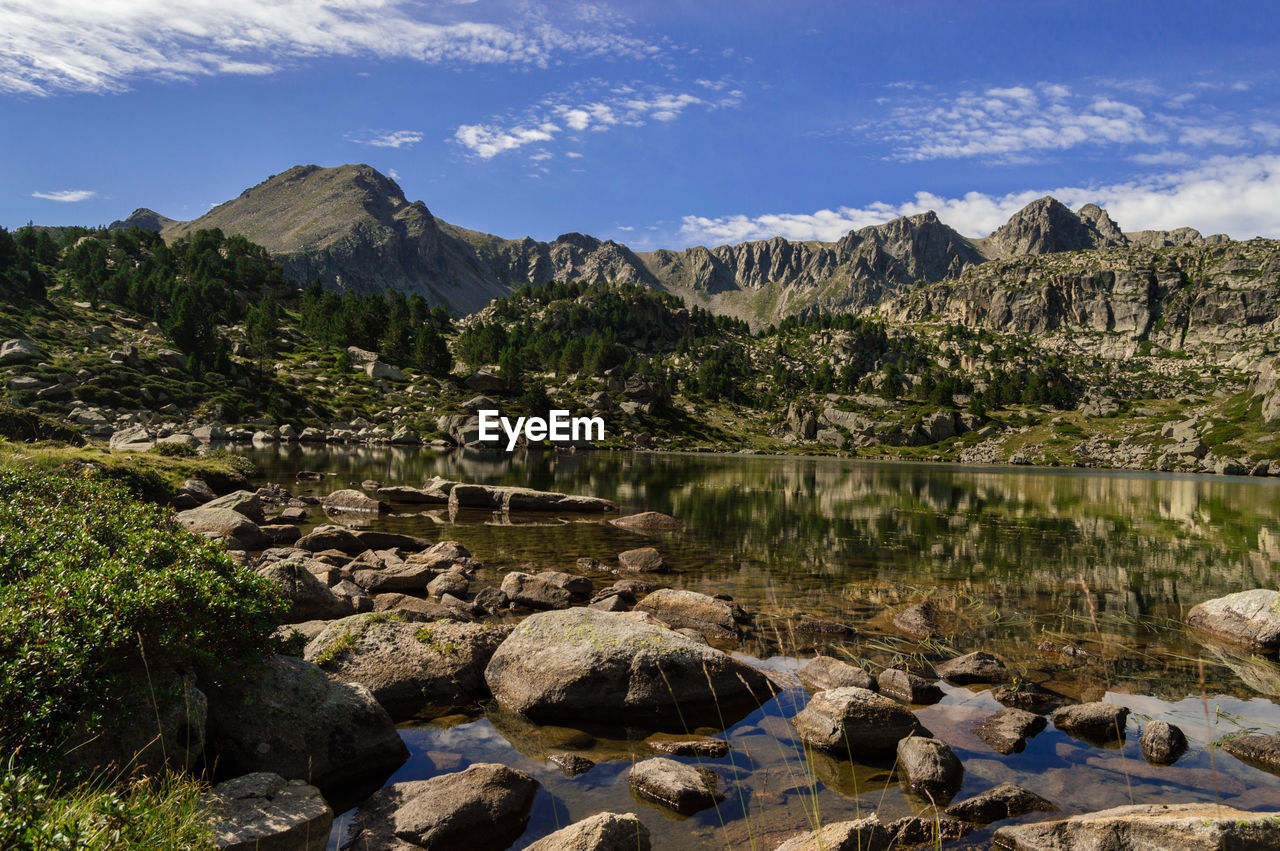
xmin=982 ymin=197 xmax=1128 ymax=257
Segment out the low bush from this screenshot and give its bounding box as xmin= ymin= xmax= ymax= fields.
xmin=0 ymin=468 xmax=286 ymax=769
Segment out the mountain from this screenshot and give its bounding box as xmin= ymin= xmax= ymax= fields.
xmin=139 ymin=163 xmax=1241 ymax=323
xmin=108 ymin=208 xmax=176 ymax=232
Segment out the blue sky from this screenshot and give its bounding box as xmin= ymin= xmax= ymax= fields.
xmin=3 ymin=0 xmax=1278 ymax=248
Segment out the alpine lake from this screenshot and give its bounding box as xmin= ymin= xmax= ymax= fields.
xmin=233 ymin=443 xmax=1280 ymax=849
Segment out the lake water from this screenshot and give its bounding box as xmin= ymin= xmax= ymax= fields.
xmin=235 ymin=444 xmax=1280 ymax=848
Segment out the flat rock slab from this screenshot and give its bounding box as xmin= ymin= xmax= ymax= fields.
xmin=376 ymin=486 xmax=449 ymax=504
xmin=628 ymin=757 xmax=724 ymax=815
xmin=1051 ymin=701 xmax=1129 ymax=745
xmin=296 ymin=525 xmax=366 ymax=556
xmin=791 ymin=687 xmax=929 ymax=756
xmin=992 ymin=682 xmax=1061 ymax=713
xmin=634 ymin=588 xmax=740 ymax=642
xmin=993 ymin=802 xmax=1280 ymax=850
xmin=797 ymin=656 xmax=875 ymax=692
xmin=484 ymin=608 xmax=773 ymax=725
xmin=773 ymin=816 xmax=889 ymax=851
xmin=975 ymin=707 xmax=1048 ymax=755
xmin=322 ymin=489 xmax=388 ymax=513
xmin=207 ymin=772 xmax=332 ymax=851
xmin=945 ymin=782 xmax=1056 ymax=825
xmin=348 ymin=763 xmax=537 ymax=851
xmin=525 ymin=812 xmax=651 ymax=851
xmin=1187 ymin=589 xmax=1280 ymax=651
xmin=935 ymin=651 xmax=1009 ymax=684
xmin=644 ymin=734 xmax=730 ymax=758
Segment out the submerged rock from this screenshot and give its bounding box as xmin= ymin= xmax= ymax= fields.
xmin=644 ymin=734 xmax=730 ymax=758
xmin=483 ymin=608 xmax=773 ymax=725
xmin=346 ymin=763 xmax=537 ymax=851
xmin=207 ymin=772 xmax=332 ymax=851
xmin=525 ymin=812 xmax=651 ymax=851
xmin=877 ymin=668 xmax=943 ymax=704
xmin=885 ymin=815 xmax=971 ymax=847
xmin=892 ymin=601 xmax=943 ymax=639
xmin=616 ymin=547 xmax=668 ymax=573
xmin=610 ymin=511 xmax=685 ymax=531
xmin=628 ymin=757 xmax=724 ymax=815
xmin=992 ymin=802 xmax=1280 ymax=849
xmin=322 ymin=489 xmax=388 ymax=514
xmin=1186 ymin=589 xmax=1280 ymax=651
xmin=791 ymin=687 xmax=929 ymax=756
xmin=1219 ymin=732 xmax=1280 ymax=775
xmin=934 ymin=650 xmax=1009 ymax=684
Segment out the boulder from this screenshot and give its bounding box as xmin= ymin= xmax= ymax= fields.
xmin=483 ymin=608 xmax=773 ymax=725
xmin=353 ymin=560 xmax=440 ymax=595
xmin=1051 ymin=701 xmax=1129 ymax=745
xmin=258 ymin=559 xmax=353 ymax=622
xmin=992 ymin=803 xmax=1280 ymax=850
xmin=992 ymin=682 xmax=1061 ymax=713
xmin=974 ymin=707 xmax=1047 ymax=755
xmin=204 ymin=654 xmax=408 ymax=790
xmin=934 ymin=651 xmax=1009 ymax=684
xmin=796 ymin=656 xmax=875 ymax=692
xmin=365 ymin=361 xmax=405 ymax=381
xmin=177 ymin=506 xmax=269 ymax=551
xmin=885 ymin=816 xmax=971 ymax=847
xmin=634 ymin=589 xmax=740 ymax=642
xmin=295 ymin=525 xmax=365 ymax=556
xmin=791 ymin=687 xmax=929 ymax=756
xmin=525 ymin=812 xmax=651 ymax=851
xmin=500 ymin=571 xmax=574 ymax=609
xmin=427 ymin=571 xmax=469 ymax=599
xmin=304 ymin=615 xmax=508 ymax=718
xmin=610 ymin=512 xmax=685 ymax=531
xmin=617 ymin=547 xmax=667 ymax=573
xmin=376 ymin=485 xmax=449 ymax=504
xmin=876 ymin=668 xmax=943 ymax=704
xmin=109 ymin=425 xmax=155 ymax=451
xmin=547 ymin=753 xmax=595 ymax=777
xmin=322 ymin=489 xmax=388 ymax=514
xmin=1186 ymin=589 xmax=1280 ymax=651
xmin=644 ymin=735 xmax=730 ymax=758
xmin=464 ymin=370 xmax=506 ymax=393
xmin=537 ymin=570 xmax=594 ymax=598
xmin=352 ymin=530 xmax=431 ymax=551
xmin=0 ymin=338 xmax=41 ymax=365
xmin=1219 ymin=732 xmax=1280 ymax=775
xmin=896 ymin=736 xmax=963 ymax=801
xmin=206 ymin=772 xmax=331 ymax=851
xmin=628 ymin=757 xmax=724 ymax=815
xmin=1141 ymin=720 xmax=1188 ymax=765
xmin=944 ymin=782 xmax=1055 ymax=825
xmin=773 ymin=816 xmax=890 ymax=851
xmin=348 ymin=763 xmax=537 ymax=851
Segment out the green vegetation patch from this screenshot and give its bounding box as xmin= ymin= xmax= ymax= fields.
xmin=0 ymin=467 xmax=286 ymax=768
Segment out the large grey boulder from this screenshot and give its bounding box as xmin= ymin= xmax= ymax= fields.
xmin=616 ymin=547 xmax=667 ymax=573
xmin=108 ymin=425 xmax=154 ymax=452
xmin=322 ymin=489 xmax=388 ymax=514
xmin=974 ymin=707 xmax=1047 ymax=755
xmin=791 ymin=687 xmax=928 ymax=756
xmin=992 ymin=803 xmax=1280 ymax=849
xmin=1141 ymin=720 xmax=1188 ymax=765
xmin=628 ymin=757 xmax=723 ymax=815
xmin=483 ymin=608 xmax=773 ymax=725
xmin=0 ymin=338 xmax=41 ymax=365
xmin=347 ymin=763 xmax=537 ymax=850
xmin=934 ymin=650 xmax=1009 ymax=684
xmin=525 ymin=812 xmax=650 ymax=851
xmin=1051 ymin=701 xmax=1129 ymax=745
xmin=634 ymin=589 xmax=740 ymax=642
xmin=207 ymin=772 xmax=332 ymax=851
xmin=304 ymin=615 xmax=508 ymax=718
xmin=295 ymin=525 xmax=365 ymax=555
xmin=177 ymin=506 xmax=269 ymax=551
xmin=204 ymin=654 xmax=407 ymax=790
xmin=891 ymin=601 xmax=943 ymax=639
xmin=1186 ymin=589 xmax=1280 ymax=651
xmin=500 ymin=571 xmax=574 ymax=609
xmin=877 ymin=668 xmax=943 ymax=704
xmin=610 ymin=512 xmax=685 ymax=531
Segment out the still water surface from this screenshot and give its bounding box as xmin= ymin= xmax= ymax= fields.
xmin=236 ymin=445 xmax=1280 ymax=848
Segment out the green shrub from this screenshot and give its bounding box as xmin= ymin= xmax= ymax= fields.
xmin=0 ymin=764 xmax=214 ymax=850
xmin=149 ymin=443 xmax=197 ymax=458
xmin=0 ymin=403 xmax=84 ymax=445
xmin=0 ymin=469 xmax=286 ymax=768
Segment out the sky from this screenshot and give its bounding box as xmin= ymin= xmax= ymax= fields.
xmin=3 ymin=0 xmax=1279 ymax=249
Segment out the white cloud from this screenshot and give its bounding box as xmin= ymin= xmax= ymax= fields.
xmin=387 ymin=168 xmax=401 ymax=181
xmin=31 ymin=189 xmax=96 ymax=202
xmin=879 ymin=81 xmax=1271 ymax=162
xmin=677 ymin=154 xmax=1280 ymax=246
xmin=454 ymin=80 xmax=743 ymax=159
xmin=453 ymin=122 xmax=559 ymax=159
xmin=347 ymin=130 xmax=423 ymax=149
xmin=0 ymin=0 xmax=656 ymax=95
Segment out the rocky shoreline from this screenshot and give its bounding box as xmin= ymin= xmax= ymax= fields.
xmin=149 ymin=472 xmax=1280 ymax=850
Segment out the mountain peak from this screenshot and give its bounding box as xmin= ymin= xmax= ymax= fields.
xmin=108 ymin=207 xmax=175 ymax=232
xmin=986 ymin=196 xmax=1128 ymax=257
